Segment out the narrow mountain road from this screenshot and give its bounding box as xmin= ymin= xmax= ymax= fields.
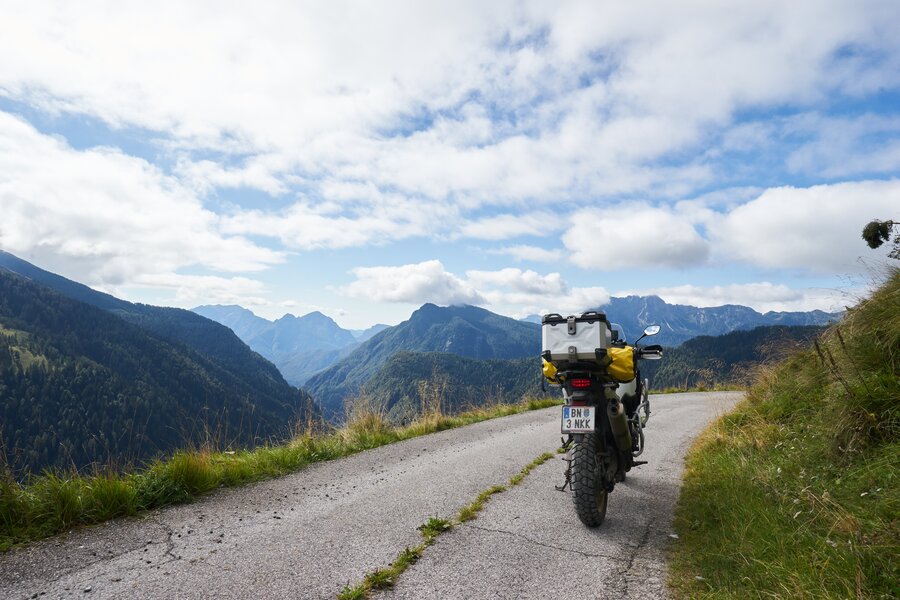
xmin=374 ymin=391 xmax=743 ymax=600
xmin=0 ymin=392 xmax=741 ymax=600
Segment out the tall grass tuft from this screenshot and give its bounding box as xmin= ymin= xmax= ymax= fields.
xmin=83 ymin=472 xmax=138 ymax=522
xmin=670 ymin=268 xmax=900 ymax=599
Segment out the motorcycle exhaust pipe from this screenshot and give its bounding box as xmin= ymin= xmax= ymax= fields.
xmin=607 ymin=399 xmax=632 ymax=452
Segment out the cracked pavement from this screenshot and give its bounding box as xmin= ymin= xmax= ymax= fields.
xmin=0 ymin=392 xmax=740 ymax=599
xmin=0 ymin=407 xmax=562 ymax=599
xmin=373 ymin=391 xmax=742 ymax=600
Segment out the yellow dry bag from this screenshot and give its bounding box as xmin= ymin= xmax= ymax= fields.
xmin=607 ymin=346 xmax=636 ymax=383
xmin=542 ymin=358 xmax=559 ymax=382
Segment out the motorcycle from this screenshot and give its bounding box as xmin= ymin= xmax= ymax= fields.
xmin=541 ymin=312 xmax=662 ymax=527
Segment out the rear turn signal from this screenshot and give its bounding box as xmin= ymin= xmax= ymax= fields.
xmin=570 ymin=378 xmax=591 ymax=389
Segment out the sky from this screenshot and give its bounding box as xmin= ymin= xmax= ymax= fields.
xmin=1 ymin=1 xmax=899 ymax=329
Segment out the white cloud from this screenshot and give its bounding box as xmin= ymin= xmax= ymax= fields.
xmin=221 ymin=197 xmax=458 ymax=250
xmin=711 ymin=180 xmax=900 ymax=273
xmin=563 ymin=205 xmax=709 ymax=270
xmin=459 ymin=212 xmax=560 ymax=240
xmin=489 ymin=245 xmax=564 ymax=262
xmin=342 ymin=260 xmax=484 ymax=305
xmin=341 ymin=261 xmax=608 ymax=317
xmin=1 ymin=0 xmax=895 ymax=212
xmin=0 ymin=2 xmax=897 ymax=323
xmin=467 ymin=268 xmax=567 ymax=295
xmin=128 ymin=273 xmax=269 ymax=307
xmin=470 ymin=267 xmax=610 ymax=316
xmin=785 ymin=113 xmax=900 ymax=178
xmin=0 ymin=112 xmax=279 ymax=298
xmin=175 ymin=157 xmax=288 ymax=196
xmin=618 ymin=282 xmax=849 ymax=313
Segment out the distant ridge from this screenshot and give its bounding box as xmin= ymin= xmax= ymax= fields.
xmin=351 ymin=323 xmax=390 ymax=342
xmin=640 ymin=324 xmax=827 ymax=389
xmin=601 ymin=295 xmax=840 ymax=346
xmin=191 ymin=304 xmax=271 ymax=341
xmin=521 ymin=295 xmax=840 ymax=346
xmin=192 ymin=305 xmax=375 ymax=385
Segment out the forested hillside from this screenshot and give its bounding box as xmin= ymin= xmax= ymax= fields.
xmin=306 ymin=303 xmax=540 ymax=420
xmin=0 ymin=252 xmax=306 ymax=406
xmin=357 ymin=352 xmax=543 ymax=423
xmin=0 ymin=269 xmax=318 ymax=475
xmin=641 ymin=325 xmax=826 ymax=389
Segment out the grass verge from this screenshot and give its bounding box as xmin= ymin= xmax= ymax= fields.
xmin=340 ymin=450 xmax=556 ymax=599
xmin=669 ymin=269 xmax=899 ymax=599
xmin=0 ymin=396 xmax=562 ymax=551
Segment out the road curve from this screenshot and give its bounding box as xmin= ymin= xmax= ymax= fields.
xmin=0 ymin=392 xmax=741 ymax=599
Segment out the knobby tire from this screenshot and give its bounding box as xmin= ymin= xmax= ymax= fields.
xmin=571 ymin=433 xmax=608 ymax=527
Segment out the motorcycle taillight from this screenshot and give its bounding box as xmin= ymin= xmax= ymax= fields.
xmin=570 ymin=378 xmax=591 ymax=389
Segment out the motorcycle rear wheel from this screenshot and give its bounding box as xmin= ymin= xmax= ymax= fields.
xmin=571 ymin=433 xmax=608 ymax=527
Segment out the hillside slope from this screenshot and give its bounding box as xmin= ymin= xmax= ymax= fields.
xmin=0 ymin=252 xmax=307 ymax=408
xmin=358 ymin=352 xmax=543 ymax=423
xmin=670 ymin=269 xmax=899 ymax=598
xmin=640 ymin=324 xmax=825 ymax=389
xmin=306 ymin=304 xmax=540 ymax=420
xmin=0 ymin=270 xmax=317 ymax=474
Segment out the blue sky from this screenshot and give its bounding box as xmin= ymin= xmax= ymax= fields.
xmin=1 ymin=1 xmax=898 ymax=328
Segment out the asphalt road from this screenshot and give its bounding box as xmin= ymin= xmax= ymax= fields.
xmin=374 ymin=391 xmax=742 ymax=600
xmin=0 ymin=391 xmax=741 ymax=600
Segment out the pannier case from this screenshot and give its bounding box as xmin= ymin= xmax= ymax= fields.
xmin=541 ymin=311 xmax=611 ymax=363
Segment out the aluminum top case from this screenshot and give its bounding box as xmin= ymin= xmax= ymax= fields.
xmin=541 ymin=311 xmax=611 ymax=364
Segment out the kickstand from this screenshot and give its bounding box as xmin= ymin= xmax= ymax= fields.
xmin=555 ymin=436 xmax=574 ymax=492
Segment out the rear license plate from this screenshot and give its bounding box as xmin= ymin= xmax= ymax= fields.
xmin=561 ymin=405 xmax=595 ymax=433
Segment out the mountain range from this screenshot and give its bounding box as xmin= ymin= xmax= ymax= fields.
xmin=0 ymin=251 xmax=319 ymax=474
xmin=191 ymin=305 xmax=388 ymax=385
xmin=523 ymin=295 xmax=841 ymax=346
xmin=197 ymin=292 xmax=839 ymax=422
xmin=330 ymin=324 xmax=827 ymax=425
xmin=303 ymin=299 xmax=837 ymax=420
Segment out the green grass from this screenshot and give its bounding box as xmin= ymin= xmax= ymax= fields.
xmin=341 ymin=450 xmax=557 ymax=598
xmin=458 ymin=484 xmax=506 ymax=522
xmin=669 ymin=269 xmax=900 ymax=599
xmin=0 ymin=395 xmax=562 ymax=551
xmin=338 ymin=517 xmax=452 ymax=599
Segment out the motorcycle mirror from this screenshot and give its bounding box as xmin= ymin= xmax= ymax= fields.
xmin=634 ymin=324 xmax=661 ymax=344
